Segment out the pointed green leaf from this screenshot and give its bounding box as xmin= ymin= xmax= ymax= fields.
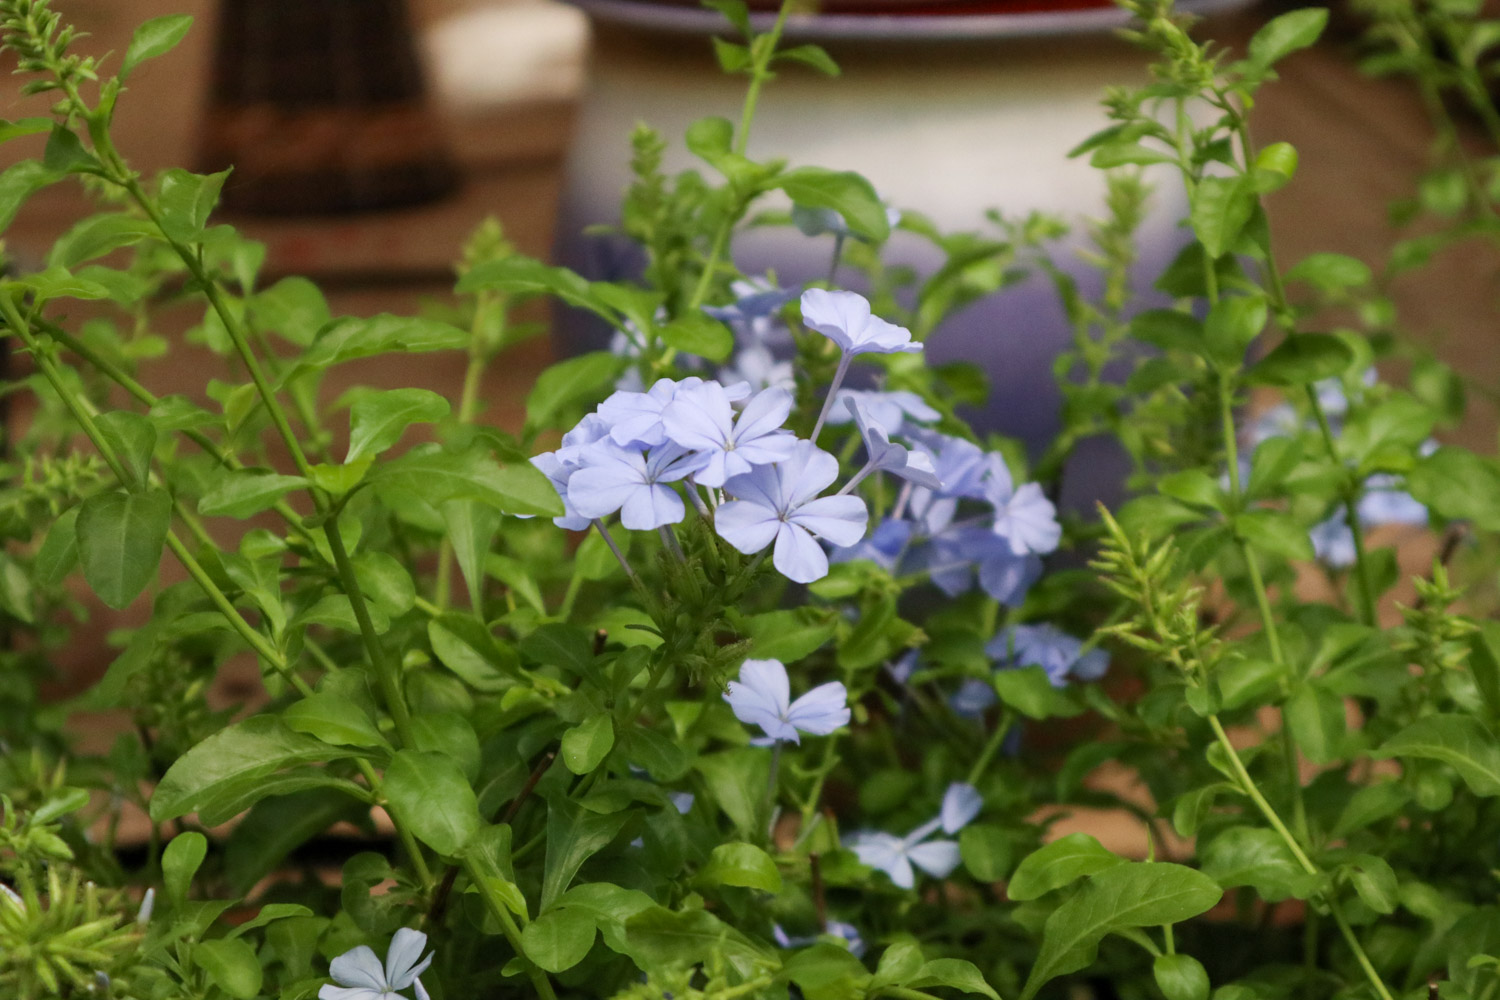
xmin=1376 ymin=714 xmax=1500 ymax=797
xmin=384 ymin=750 xmax=481 ymax=856
xmin=697 ymin=842 xmax=782 ymax=892
xmin=346 ymin=387 xmax=450 ymax=465
xmin=1007 ymin=833 xmax=1126 ymax=901
xmin=542 ymin=796 xmax=630 ymax=911
xmin=121 ymin=14 xmax=194 ymax=79
xmin=76 ymin=489 xmax=171 ymax=609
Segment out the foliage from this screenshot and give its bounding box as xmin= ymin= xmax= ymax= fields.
xmin=2 ymin=0 xmax=1500 ymax=998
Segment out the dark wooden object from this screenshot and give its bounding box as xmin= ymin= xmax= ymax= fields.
xmin=199 ymin=0 xmax=459 ymax=214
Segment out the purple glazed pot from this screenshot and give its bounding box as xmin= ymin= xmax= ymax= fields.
xmin=552 ymin=0 xmax=1249 ymax=510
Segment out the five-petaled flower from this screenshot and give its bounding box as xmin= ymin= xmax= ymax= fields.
xmin=320 ymin=928 xmax=432 ymax=1000
xmin=724 ymin=658 xmax=849 ymax=744
xmin=848 ymin=783 xmax=982 ymax=889
xmin=715 ymin=441 xmax=869 ymax=583
xmin=800 ymin=289 xmax=921 ymax=356
xmin=661 ymin=382 xmax=798 ymax=487
xmin=568 ymin=441 xmax=705 ymax=530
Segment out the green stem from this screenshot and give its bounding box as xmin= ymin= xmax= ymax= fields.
xmin=323 ymin=514 xmax=418 ymax=749
xmin=463 ymin=856 xmax=559 ymax=1000
xmin=965 ymin=709 xmax=1016 ymax=786
xmin=734 ymin=0 xmax=795 ymax=158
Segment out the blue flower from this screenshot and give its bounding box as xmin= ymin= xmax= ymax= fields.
xmin=720 ymin=342 xmax=795 ymax=393
xmin=842 ymin=397 xmax=942 ymax=491
xmin=1310 ymin=511 xmax=1357 ymax=568
xmin=826 ymin=389 xmax=940 ymax=437
xmin=831 ymin=518 xmax=913 ymax=573
xmin=981 ymin=455 xmax=1060 ymax=556
xmin=989 ymin=624 xmax=1107 ymax=687
xmin=906 ymin=429 xmax=990 ymax=499
xmin=1357 ymin=475 xmax=1427 ymax=526
xmin=950 ymin=678 xmax=997 ymax=718
xmin=848 ymin=783 xmax=980 ymax=889
xmin=724 ymin=658 xmax=849 ymax=744
xmin=661 ymin=382 xmax=798 ymax=487
xmin=773 ymin=920 xmax=867 ymax=958
xmin=920 ymin=527 xmax=1042 ymax=605
xmin=531 ymin=452 xmax=593 ymax=531
xmin=800 ymin=289 xmax=920 ymax=356
xmin=705 ymin=279 xmax=799 ymax=339
xmin=716 ymin=441 xmax=869 ymax=584
xmin=320 ymin=928 xmax=432 ymax=1000
xmin=597 ymin=377 xmax=749 ymax=449
xmin=567 ymin=441 xmax=704 ymax=530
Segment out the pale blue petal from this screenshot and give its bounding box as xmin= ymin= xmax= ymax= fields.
xmin=791 ymin=495 xmax=869 ymax=548
xmin=714 ymin=501 xmax=781 ymax=554
xmin=619 ymin=484 xmax=684 ymax=530
xmin=318 ymin=987 xmax=385 ymax=1000
xmin=773 ymin=522 xmax=830 ymax=584
xmin=907 ymin=839 xmax=962 ymax=879
xmin=785 ymin=681 xmax=849 ymax=735
xmin=940 ymin=782 xmax=982 ymax=834
xmin=384 ymin=928 xmax=432 ymax=989
xmin=329 ymin=946 xmax=386 ymax=990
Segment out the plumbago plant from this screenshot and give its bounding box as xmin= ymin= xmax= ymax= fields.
xmin=8 ymin=0 xmax=1500 ymax=997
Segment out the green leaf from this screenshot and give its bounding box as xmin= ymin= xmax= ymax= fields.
xmin=686 ymin=116 xmax=735 ymax=168
xmin=151 ymin=715 xmax=371 ymax=823
xmin=1246 ymin=436 xmax=1304 ymax=500
xmin=282 ymin=693 xmax=387 ymax=749
xmin=1159 ymin=469 xmax=1224 ymax=511
xmin=778 ymin=167 xmax=890 ymax=242
xmin=778 ymin=43 xmax=841 ymax=76
xmin=1330 ymin=781 xmax=1408 ymax=839
xmin=621 ymin=906 xmax=776 ymax=971
xmin=353 ymin=550 xmax=416 ymax=619
xmin=121 ymin=14 xmax=194 ymax=79
xmin=384 ymin=750 xmax=481 ymax=856
xmin=624 ymin=727 xmax=691 ymax=782
xmin=561 ymin=714 xmax=615 ymax=775
xmin=1406 ymin=447 xmax=1500 ymax=530
xmin=1285 ymin=252 xmax=1371 ymax=291
xmin=992 ymin=667 xmax=1085 ymax=720
xmin=225 ymin=790 xmax=362 ymax=895
xmin=521 ymin=623 xmax=596 ymax=679
xmin=199 ymin=470 xmax=308 ymax=518
xmin=43 ymin=125 xmax=100 ymax=175
xmin=249 ymin=276 xmax=332 ymax=348
xmin=1021 ymin=863 xmax=1221 ymax=1000
xmin=1283 ymin=683 xmax=1346 ymax=764
xmin=959 ymin=824 xmax=1013 ymax=882
xmin=1129 ymin=309 xmax=1202 ymax=354
xmin=0 ymin=117 xmax=49 ymax=144
xmin=1234 ymin=509 xmax=1313 ymax=561
xmin=194 ymin=937 xmax=262 ymax=999
xmin=659 ymin=311 xmax=734 ymax=361
xmin=443 ymin=500 xmax=503 ymax=613
xmin=1248 ymin=8 xmax=1329 ymax=68
xmin=16 ymin=264 xmax=112 ymax=301
xmin=526 ymin=351 xmax=624 ymax=431
xmin=0 ymin=160 xmax=60 ymax=233
xmin=740 ymin=608 xmax=837 ymax=662
xmin=1090 ymin=142 xmax=1175 ymax=168
xmin=1344 ymin=854 xmax=1398 ymax=914
xmin=34 ymin=506 xmax=80 ymax=589
xmin=76 ymin=489 xmax=171 ymax=609
xmin=1007 ymin=833 xmax=1126 ymax=901
xmin=1468 ymin=623 xmax=1500 ymax=720
xmin=1154 ymin=954 xmax=1210 ymax=1000
xmin=1191 ymin=175 xmax=1256 ymax=260
xmin=163 ymin=831 xmax=207 ymax=908
xmin=295 ymin=594 xmax=389 ymax=635
xmin=522 ymin=906 xmax=597 ymax=973
xmin=910 ymin=959 xmax=1000 ymax=1000
xmin=697 ymin=842 xmax=782 ymax=892
xmin=374 ymin=445 xmax=562 ymax=517
xmin=694 ymin=748 xmax=771 ymax=837
xmin=1203 ymin=294 xmax=1267 ymax=369
xmin=1251 ymin=141 xmax=1298 ymax=192
xmin=785 ymin=944 xmax=871 ymax=1000
xmin=428 ymin=615 xmax=516 ymax=691
xmin=156 ymin=168 xmax=230 ymax=243
xmin=1197 ymin=827 xmax=1320 ymax=901
xmin=542 ymin=796 xmax=631 ymax=911
xmin=290 ymin=315 xmax=471 ymax=376
xmin=346 ymin=388 xmax=450 ymax=465
xmin=1375 ymin=714 xmax=1500 ymax=797
xmin=95 ymin=411 xmax=156 ymax=489
xmin=1247 ymin=333 xmax=1354 ymax=387
xmin=457 ymin=257 xmax=612 ymax=320
xmin=49 ymin=213 xmax=157 ymax=268
xmin=704 ymin=0 xmax=751 ymax=34
xmin=410 ymin=712 xmax=481 ymax=784
xmin=712 ymin=36 xmax=752 ymax=73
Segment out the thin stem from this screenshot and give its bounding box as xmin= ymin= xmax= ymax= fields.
xmin=461 ymin=857 xmax=559 ymax=1000
xmin=810 ymin=354 xmax=852 ymax=444
xmin=324 ymin=515 xmax=418 ymax=749
xmin=592 ymin=519 xmax=636 ymax=578
xmin=734 ymin=0 xmax=795 ymax=158
xmin=965 ymin=709 xmax=1016 ymax=786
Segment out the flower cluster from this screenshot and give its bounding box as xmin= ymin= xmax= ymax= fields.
xmin=848 ymin=782 xmax=982 ymax=889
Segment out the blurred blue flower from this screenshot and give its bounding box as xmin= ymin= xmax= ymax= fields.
xmin=320 ymin=928 xmax=432 ymax=1000
xmin=773 ymin=920 xmax=867 ymax=958
xmin=989 ymin=624 xmax=1107 ymax=687
xmin=720 ymin=342 xmax=795 ymax=393
xmin=661 ymin=382 xmax=797 ymax=487
xmin=568 ymin=441 xmax=704 ymax=530
xmin=1358 ymin=475 xmax=1427 ymax=526
xmin=950 ymin=678 xmax=997 ymax=718
xmin=831 ymin=518 xmax=913 ymax=573
xmin=982 ymin=456 xmax=1061 ymax=556
xmin=1310 ymin=510 xmax=1357 ymax=568
xmin=848 ymin=783 xmax=977 ymax=889
xmin=724 ymin=658 xmax=849 ymax=744
xmin=826 ymin=389 xmax=940 ymax=436
xmin=716 ymin=442 xmax=869 ymax=583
